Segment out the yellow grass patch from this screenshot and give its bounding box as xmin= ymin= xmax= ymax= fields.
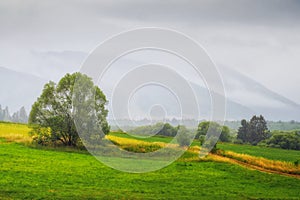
xmin=218 ymin=150 xmax=300 ymax=175
xmin=106 ymin=135 xmax=167 ymax=153
xmin=0 ymin=122 xmax=32 ymax=143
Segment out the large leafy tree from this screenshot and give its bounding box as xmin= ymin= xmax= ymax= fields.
xmin=29 ymin=72 xmax=110 ymax=146
xmin=237 ymin=115 xmax=270 ymax=145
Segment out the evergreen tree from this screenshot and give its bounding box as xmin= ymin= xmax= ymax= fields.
xmin=237 ymin=115 xmax=270 ymax=145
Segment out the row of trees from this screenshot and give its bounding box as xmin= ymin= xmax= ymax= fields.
xmin=0 ymin=105 xmax=28 ymax=123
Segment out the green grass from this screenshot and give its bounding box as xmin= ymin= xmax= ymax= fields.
xmin=0 ymin=124 xmax=299 ymax=199
xmin=0 ymin=140 xmax=299 ymax=199
xmin=218 ymin=143 xmax=300 ymax=162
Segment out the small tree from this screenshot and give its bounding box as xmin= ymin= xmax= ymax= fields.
xmin=237 ymin=119 xmax=249 ymax=143
xmin=197 ymin=121 xmax=231 ymax=142
xmin=177 ymin=126 xmax=191 ymax=147
xmin=29 ymin=72 xmax=110 ymax=147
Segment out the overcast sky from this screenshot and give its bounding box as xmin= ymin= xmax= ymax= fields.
xmin=1 ymin=0 xmax=300 ymax=105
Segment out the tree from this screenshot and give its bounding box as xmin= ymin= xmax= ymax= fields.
xmin=219 ymin=125 xmax=231 ymax=142
xmin=237 ymin=115 xmax=270 ymax=145
xmin=29 ymin=72 xmax=110 ymax=147
xmin=2 ymin=106 xmax=11 ymax=121
xmin=158 ymin=123 xmax=177 ymax=137
xmin=196 ymin=121 xmax=231 ymax=142
xmin=130 ymin=122 xmax=178 ymax=137
xmin=11 ymin=106 xmax=28 ymax=123
xmin=19 ymin=106 xmax=28 ymax=123
xmin=237 ymin=119 xmax=249 ymax=142
xmin=177 ymin=126 xmax=191 ymax=147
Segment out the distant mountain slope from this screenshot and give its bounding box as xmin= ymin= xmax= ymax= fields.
xmin=0 ymin=66 xmax=47 ymax=113
xmin=218 ymin=65 xmax=300 ymax=121
xmin=1 ymin=50 xmax=300 ymax=121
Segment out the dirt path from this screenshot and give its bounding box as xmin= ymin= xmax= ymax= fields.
xmin=211 ymin=154 xmax=300 ymax=179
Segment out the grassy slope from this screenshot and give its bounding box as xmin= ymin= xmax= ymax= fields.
xmin=0 ymin=140 xmax=299 ymax=199
xmin=218 ymin=143 xmax=300 ymax=162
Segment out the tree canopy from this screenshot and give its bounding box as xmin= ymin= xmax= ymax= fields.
xmin=29 ymin=72 xmax=110 ymax=147
xmin=237 ymin=115 xmax=270 ymax=145
xmin=196 ymin=121 xmax=231 ymax=142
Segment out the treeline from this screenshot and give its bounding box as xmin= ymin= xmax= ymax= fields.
xmin=129 ymin=115 xmax=300 ymax=150
xmin=225 ymin=120 xmax=300 ymax=131
xmin=129 ymin=121 xmax=233 ymax=143
xmin=0 ymin=105 xmax=28 ymax=123
xmin=236 ymin=115 xmax=300 ymax=150
xmin=130 ymin=123 xmax=178 ymax=137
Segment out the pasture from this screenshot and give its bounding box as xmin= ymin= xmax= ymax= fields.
xmin=0 ymin=122 xmax=299 ymax=199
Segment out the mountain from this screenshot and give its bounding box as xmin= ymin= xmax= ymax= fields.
xmin=0 ymin=66 xmax=47 ymax=113
xmin=1 ymin=50 xmax=300 ymax=121
xmin=218 ymin=65 xmax=300 ymax=121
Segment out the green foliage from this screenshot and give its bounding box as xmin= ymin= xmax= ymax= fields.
xmin=1 ymin=141 xmax=300 ymax=199
xmin=29 ymin=72 xmax=109 ymax=147
xmin=237 ymin=115 xmax=270 ymax=145
xmin=130 ymin=123 xmax=178 ymax=137
xmin=196 ymin=121 xmax=231 ymax=142
xmin=176 ymin=126 xmax=191 ymax=147
xmin=261 ymin=131 xmax=300 ymax=150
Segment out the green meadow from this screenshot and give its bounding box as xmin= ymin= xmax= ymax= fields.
xmin=0 ymin=122 xmax=299 ymax=199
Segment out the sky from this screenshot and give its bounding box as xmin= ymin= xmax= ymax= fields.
xmin=0 ymin=0 xmax=300 ymax=114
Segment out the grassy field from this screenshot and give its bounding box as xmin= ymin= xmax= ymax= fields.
xmin=218 ymin=143 xmax=300 ymax=162
xmin=0 ymin=140 xmax=299 ymax=199
xmin=0 ymin=123 xmax=299 ymax=199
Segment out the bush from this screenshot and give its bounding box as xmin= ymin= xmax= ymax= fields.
xmin=263 ymin=132 xmax=300 ymax=150
xmin=197 ymin=121 xmax=231 ymax=142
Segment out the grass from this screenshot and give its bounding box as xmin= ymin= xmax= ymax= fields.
xmin=217 ymin=150 xmax=300 ymax=175
xmin=0 ymin=122 xmax=299 ymax=199
xmin=218 ymin=143 xmax=300 ymax=162
xmin=0 ymin=121 xmax=32 ymax=143
xmin=110 ymin=131 xmax=200 ymax=146
xmin=1 ymin=140 xmax=300 ymax=199
xmin=106 ymin=135 xmax=165 ymax=153
xmin=110 ymin=131 xmax=173 ymax=143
